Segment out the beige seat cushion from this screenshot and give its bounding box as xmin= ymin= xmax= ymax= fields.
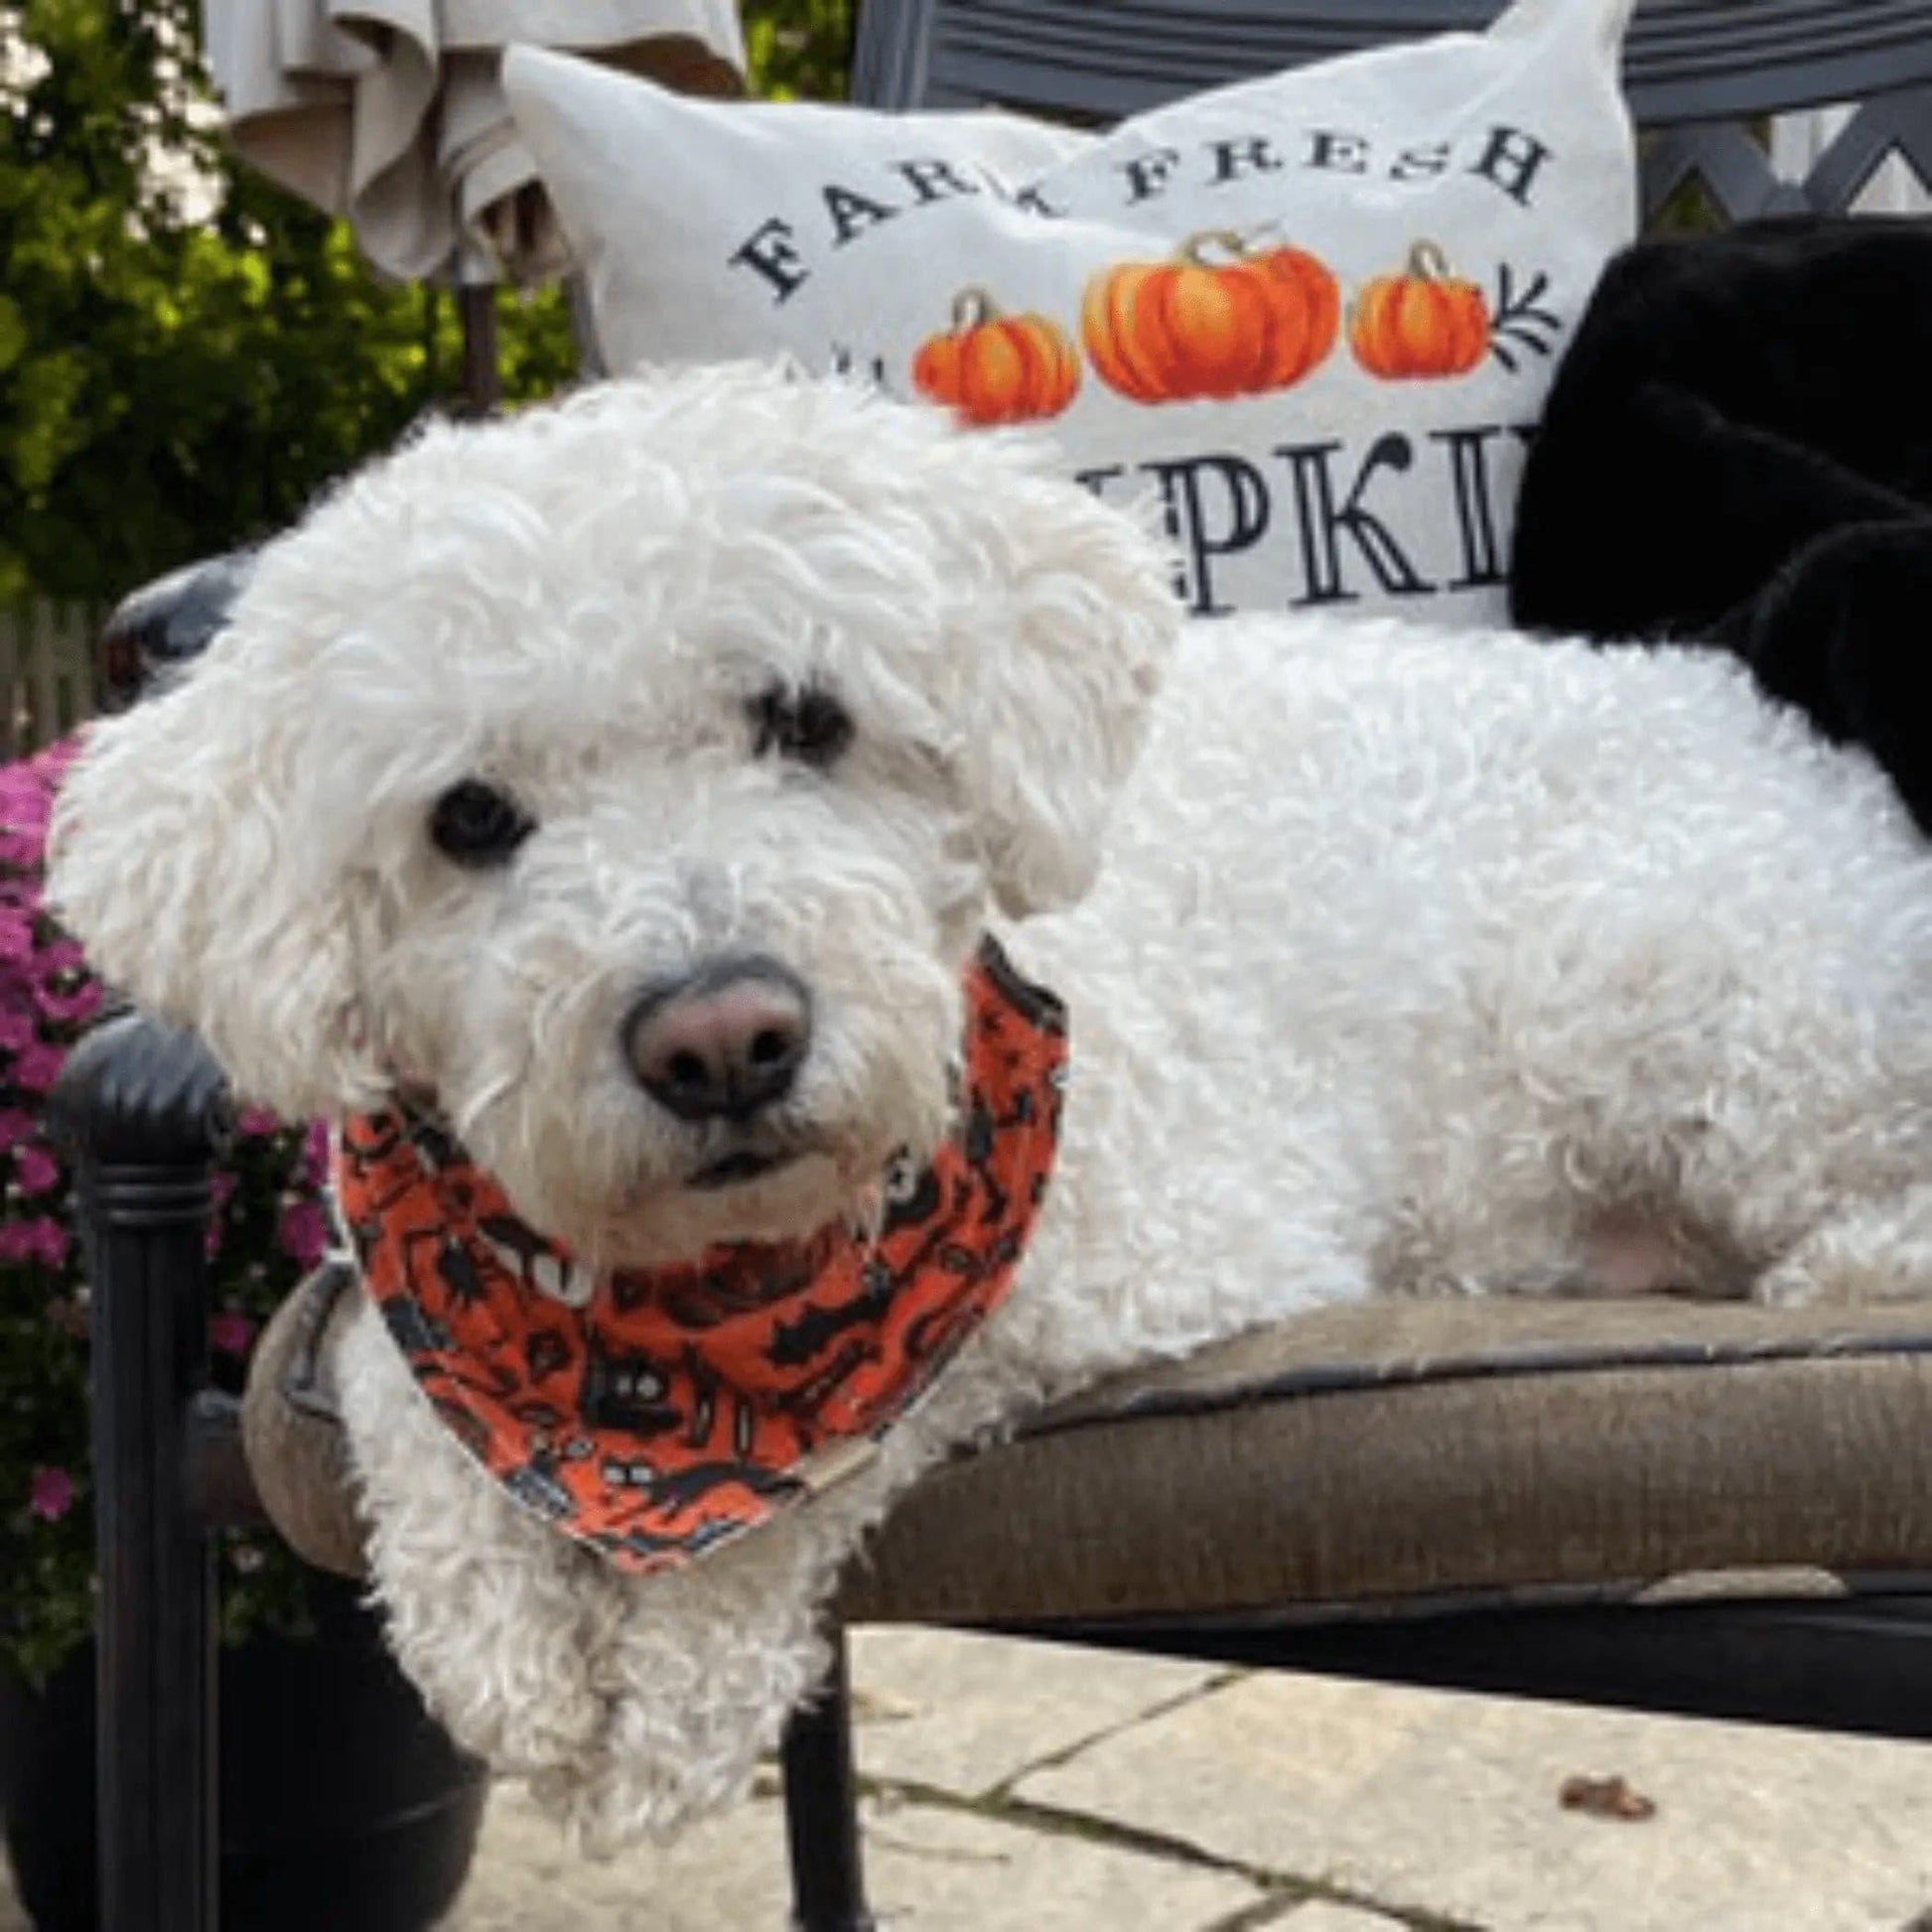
xmin=240 ymin=1261 xmax=366 ymax=1578
xmin=241 ymin=1269 xmax=1932 ymax=1620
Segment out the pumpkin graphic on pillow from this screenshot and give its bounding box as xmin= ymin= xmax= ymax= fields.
xmin=1349 ymin=241 xmax=1492 ymax=379
xmin=911 ymin=290 xmax=1080 ymax=425
xmin=1081 ymin=232 xmax=1339 ymax=405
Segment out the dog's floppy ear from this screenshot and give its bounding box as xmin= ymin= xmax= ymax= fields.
xmin=48 ymin=629 xmax=383 ymax=1121
xmin=944 ymin=463 xmax=1180 ymax=917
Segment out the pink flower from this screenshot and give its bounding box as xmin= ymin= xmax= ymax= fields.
xmin=302 ymin=1121 xmax=331 ymax=1189
xmin=0 ymin=780 xmax=49 ymax=833
xmin=28 ymin=1466 xmax=73 ymax=1522
xmin=10 ymin=1040 xmax=65 ymax=1092
xmin=34 ymin=981 xmax=100 ymax=1025
xmin=209 ymin=1170 xmax=238 ymax=1210
xmin=0 ymin=1107 xmax=35 ymax=1151
xmin=0 ymin=909 xmax=30 ymax=964
xmin=0 ymin=1009 xmax=34 ymax=1053
xmin=12 ymin=1140 xmax=60 ymax=1193
xmin=278 ymin=1197 xmax=329 ymax=1269
xmin=0 ymin=1216 xmax=68 ymax=1267
xmin=38 ymin=734 xmax=81 ymax=774
xmin=236 ymin=1106 xmax=280 ymax=1139
xmin=210 ymin=1311 xmax=256 ymax=1356
xmin=33 ymin=938 xmax=84 ymax=974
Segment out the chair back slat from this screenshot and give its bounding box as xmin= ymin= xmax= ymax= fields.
xmin=854 ymin=0 xmax=1932 ymax=223
xmin=1802 ymin=84 xmax=1932 ymax=209
xmin=1642 ymin=120 xmax=1811 ymax=221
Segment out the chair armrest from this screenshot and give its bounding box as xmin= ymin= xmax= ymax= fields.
xmin=93 ymin=549 xmax=256 ymax=713
xmin=49 ymin=1008 xmax=234 ymax=1173
xmin=47 ymin=1010 xmax=232 ymax=1929
xmin=49 ymin=1011 xmax=243 ymax=1534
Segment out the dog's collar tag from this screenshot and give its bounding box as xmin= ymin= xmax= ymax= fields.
xmin=333 ymin=936 xmax=1067 ymax=1574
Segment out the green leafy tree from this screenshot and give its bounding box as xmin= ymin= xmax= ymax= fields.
xmin=0 ymin=2 xmax=853 ymax=610
xmin=0 ymin=1 xmax=574 ymax=608
xmin=743 ymin=0 xmax=854 ymax=101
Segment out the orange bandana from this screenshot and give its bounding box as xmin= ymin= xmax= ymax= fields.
xmin=334 ymin=937 xmax=1066 ymax=1574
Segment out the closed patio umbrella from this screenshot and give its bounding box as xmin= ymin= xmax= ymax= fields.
xmin=201 ymin=0 xmax=747 ymax=396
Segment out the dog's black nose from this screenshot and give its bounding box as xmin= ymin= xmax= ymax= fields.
xmin=622 ymin=957 xmax=811 ymax=1123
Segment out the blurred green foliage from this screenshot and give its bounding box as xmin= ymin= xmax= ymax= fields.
xmin=742 ymin=0 xmax=854 ymax=100
xmin=0 ymin=1 xmax=854 ymax=608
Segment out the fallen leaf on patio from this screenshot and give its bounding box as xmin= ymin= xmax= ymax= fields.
xmin=1559 ymin=1773 xmax=1657 ymax=1822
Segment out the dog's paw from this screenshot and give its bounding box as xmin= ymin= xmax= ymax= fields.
xmin=1749 ymin=1258 xmax=1824 ymax=1310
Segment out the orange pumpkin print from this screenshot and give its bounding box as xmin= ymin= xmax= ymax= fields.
xmin=1081 ymin=230 xmax=1339 ymax=405
xmin=911 ymin=289 xmax=1080 ymax=426
xmin=1349 ymin=241 xmax=1491 ymax=379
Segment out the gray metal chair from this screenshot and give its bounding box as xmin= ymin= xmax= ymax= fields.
xmin=853 ymin=0 xmax=1932 ymax=222
xmin=52 ymin=7 xmax=1932 ymax=1931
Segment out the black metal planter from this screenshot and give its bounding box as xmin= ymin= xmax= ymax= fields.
xmin=0 ymin=1576 xmax=486 ymax=1932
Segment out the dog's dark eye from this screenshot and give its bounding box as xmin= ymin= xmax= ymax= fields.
xmin=750 ymin=682 xmax=853 ymax=770
xmin=430 ymin=779 xmax=533 ymax=866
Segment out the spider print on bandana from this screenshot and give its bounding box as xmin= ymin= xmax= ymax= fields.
xmin=337 ymin=937 xmax=1067 ymax=1575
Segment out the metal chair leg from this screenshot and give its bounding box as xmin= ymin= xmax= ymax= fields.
xmin=56 ymin=1017 xmax=233 ymax=1932
xmin=779 ymin=1626 xmax=876 ymax=1932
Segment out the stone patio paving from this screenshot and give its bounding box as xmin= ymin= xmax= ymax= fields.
xmin=7 ymin=1626 xmax=1931 ymax=1930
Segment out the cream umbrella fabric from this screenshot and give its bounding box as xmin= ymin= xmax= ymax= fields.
xmin=202 ymin=1 xmax=746 ymax=283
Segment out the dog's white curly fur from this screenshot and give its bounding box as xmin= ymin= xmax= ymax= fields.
xmin=48 ymin=363 xmax=1932 ymax=1850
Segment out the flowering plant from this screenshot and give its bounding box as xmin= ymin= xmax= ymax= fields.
xmin=2 ymin=735 xmax=332 ymax=1683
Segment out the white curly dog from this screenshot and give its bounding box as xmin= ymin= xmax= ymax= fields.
xmin=48 ymin=363 xmax=1932 ymax=1852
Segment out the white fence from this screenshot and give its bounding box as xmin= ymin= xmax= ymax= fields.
xmin=2 ymin=601 xmax=99 ymax=760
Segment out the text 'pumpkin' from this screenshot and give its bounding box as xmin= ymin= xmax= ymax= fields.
xmin=1081 ymin=230 xmax=1340 ymax=406
xmin=1350 ymin=241 xmax=1491 ymax=379
xmin=911 ymin=290 xmax=1080 ymax=426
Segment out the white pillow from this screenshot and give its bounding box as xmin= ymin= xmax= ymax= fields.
xmin=505 ymin=0 xmax=1637 ymax=624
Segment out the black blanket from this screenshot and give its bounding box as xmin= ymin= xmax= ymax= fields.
xmin=1508 ymin=213 xmax=1932 ymax=830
